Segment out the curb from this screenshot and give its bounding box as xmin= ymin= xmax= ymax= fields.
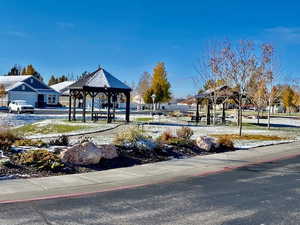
xmin=1 ymin=148 xmax=300 ymax=204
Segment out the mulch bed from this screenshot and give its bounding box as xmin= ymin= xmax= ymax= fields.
xmin=0 ymin=144 xmax=230 ymax=180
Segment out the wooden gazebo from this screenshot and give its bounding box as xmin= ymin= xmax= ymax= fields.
xmin=195 ymin=85 xmax=241 ymax=125
xmin=68 ymin=67 xmax=131 ymax=123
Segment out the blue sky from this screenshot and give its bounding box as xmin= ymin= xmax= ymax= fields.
xmin=0 ymin=0 xmax=300 ymax=97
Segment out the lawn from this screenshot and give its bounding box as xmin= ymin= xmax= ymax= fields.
xmin=135 ymin=117 xmax=153 ymax=122
xmin=15 ymin=123 xmax=92 ymax=136
xmin=211 ymin=134 xmax=289 ymax=141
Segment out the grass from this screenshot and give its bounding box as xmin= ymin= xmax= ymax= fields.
xmin=211 ymin=134 xmax=289 ymax=141
xmin=135 ymin=117 xmax=153 ymax=122
xmin=15 ymin=123 xmax=91 ymax=135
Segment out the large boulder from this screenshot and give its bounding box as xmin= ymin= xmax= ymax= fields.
xmin=99 ymin=144 xmax=118 ymax=159
xmin=196 ymin=136 xmax=218 ymax=152
xmin=60 ymin=142 xmax=103 ymax=165
xmin=60 ymin=142 xmax=119 ymax=165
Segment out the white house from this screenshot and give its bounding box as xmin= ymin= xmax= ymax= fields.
xmin=0 ymin=75 xmax=60 ymax=107
xmin=51 ymin=81 xmax=75 ymax=107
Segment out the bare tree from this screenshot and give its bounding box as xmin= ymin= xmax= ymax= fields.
xmin=261 ymin=44 xmax=281 ymax=129
xmin=248 ymin=78 xmax=268 ymax=125
xmin=211 ymin=40 xmax=257 ymax=135
xmin=196 ymin=41 xmax=229 ymax=125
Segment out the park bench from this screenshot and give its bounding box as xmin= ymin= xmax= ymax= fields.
xmin=92 ymin=111 xmax=115 ymax=121
xmin=188 ymin=115 xmax=205 ymax=124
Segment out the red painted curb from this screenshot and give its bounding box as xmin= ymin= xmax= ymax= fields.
xmin=1 ymin=152 xmax=300 ymax=205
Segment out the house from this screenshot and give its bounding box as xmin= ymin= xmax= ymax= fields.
xmin=50 ymin=81 xmax=75 ymax=107
xmin=0 ymin=75 xmax=60 ymax=107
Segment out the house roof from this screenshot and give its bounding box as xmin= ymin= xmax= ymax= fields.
xmin=0 ymin=75 xmax=31 ymax=91
xmin=0 ymin=75 xmax=59 ymax=94
xmin=51 ymin=81 xmax=75 ymax=95
xmin=69 ymin=68 xmax=131 ymax=91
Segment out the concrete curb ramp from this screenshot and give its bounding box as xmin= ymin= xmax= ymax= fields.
xmin=1 ymin=141 xmax=300 ymax=203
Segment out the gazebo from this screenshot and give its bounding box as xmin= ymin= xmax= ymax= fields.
xmin=195 ymin=85 xmax=241 ymax=125
xmin=68 ymin=67 xmax=132 ymax=123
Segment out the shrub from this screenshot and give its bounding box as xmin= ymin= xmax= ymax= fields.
xmin=0 ymin=129 xmax=18 ymax=151
xmin=157 ymin=129 xmax=175 ymax=144
xmin=49 ymin=135 xmax=69 ymax=146
xmin=217 ymin=136 xmax=234 ymax=150
xmin=176 ymin=127 xmax=194 ymax=140
xmin=14 ymin=139 xmax=46 ymax=147
xmin=17 ymin=149 xmax=65 ymax=172
xmin=168 ymin=111 xmax=182 ymax=117
xmin=113 ymin=127 xmax=149 ymax=146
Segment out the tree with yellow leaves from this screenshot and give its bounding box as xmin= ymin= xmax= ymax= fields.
xmin=0 ymin=84 xmax=6 ymax=107
xmin=281 ymin=86 xmax=295 ymax=114
xmin=21 ymin=64 xmax=43 ymax=81
xmin=145 ymin=62 xmax=171 ymax=108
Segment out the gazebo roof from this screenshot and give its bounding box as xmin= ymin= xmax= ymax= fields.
xmin=69 ymin=67 xmax=131 ymax=91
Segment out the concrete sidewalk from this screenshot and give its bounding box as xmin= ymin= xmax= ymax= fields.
xmin=1 ymin=141 xmax=300 ymax=203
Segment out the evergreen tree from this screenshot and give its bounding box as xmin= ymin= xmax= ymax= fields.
xmin=48 ymin=75 xmax=57 ymax=86
xmin=21 ymin=68 xmax=26 ymax=75
xmin=7 ymin=65 xmax=21 ymax=75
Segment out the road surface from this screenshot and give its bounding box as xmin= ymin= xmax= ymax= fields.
xmin=1 ymin=155 xmax=300 ymax=225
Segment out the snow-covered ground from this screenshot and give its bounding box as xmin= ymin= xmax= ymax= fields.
xmin=87 ymin=116 xmax=300 ymax=149
xmin=2 ymin=111 xmax=299 ymax=149
xmin=0 ymin=113 xmax=69 ymax=127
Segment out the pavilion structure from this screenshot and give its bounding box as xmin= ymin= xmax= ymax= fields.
xmin=195 ymin=85 xmax=241 ymax=125
xmin=68 ymin=67 xmax=131 ymax=123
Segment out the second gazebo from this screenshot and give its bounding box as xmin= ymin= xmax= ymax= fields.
xmin=68 ymin=67 xmax=131 ymax=123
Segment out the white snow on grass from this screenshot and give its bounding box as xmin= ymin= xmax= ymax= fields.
xmin=0 ymin=113 xmax=68 ymax=127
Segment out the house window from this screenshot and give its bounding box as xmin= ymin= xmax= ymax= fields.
xmin=30 ymin=78 xmax=33 ymax=84
xmin=48 ymin=95 xmax=56 ymax=104
xmin=22 ymin=85 xmax=25 ymax=90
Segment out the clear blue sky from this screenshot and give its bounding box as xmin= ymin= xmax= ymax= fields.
xmin=0 ymin=0 xmax=299 ymax=97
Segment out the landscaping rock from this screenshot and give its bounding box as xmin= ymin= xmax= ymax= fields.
xmin=99 ymin=144 xmax=118 ymax=159
xmin=60 ymin=142 xmax=103 ymax=165
xmin=196 ymin=136 xmax=217 ymax=152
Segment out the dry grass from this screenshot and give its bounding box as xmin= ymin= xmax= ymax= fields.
xmin=0 ymin=129 xmax=19 ymax=150
xmin=211 ymin=134 xmax=288 ymax=141
xmin=217 ymin=136 xmax=234 ymax=149
xmin=176 ymin=127 xmax=194 ymax=140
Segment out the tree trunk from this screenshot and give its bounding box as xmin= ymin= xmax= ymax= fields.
xmin=239 ymin=95 xmax=243 ymax=136
xmin=257 ymin=110 xmax=260 ymax=125
xmin=213 ymin=94 xmax=216 ymax=125
xmin=267 ymin=99 xmax=271 ymax=130
xmin=237 ymin=109 xmax=240 ymax=126
xmin=213 ymin=103 xmax=216 ymax=126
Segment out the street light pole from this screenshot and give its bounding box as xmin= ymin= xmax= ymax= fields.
xmin=151 ymin=94 xmax=156 ymax=115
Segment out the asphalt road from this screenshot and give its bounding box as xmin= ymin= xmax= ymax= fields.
xmin=1 ymin=156 xmax=300 ymax=225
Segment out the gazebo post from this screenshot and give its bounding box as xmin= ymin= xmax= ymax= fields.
xmin=112 ymin=93 xmax=117 ymax=121
xmin=68 ymin=92 xmax=72 ymax=121
xmin=125 ymin=91 xmax=130 ymax=123
xmin=196 ymin=99 xmax=200 ymax=124
xmin=91 ymin=92 xmax=95 ymax=121
xmin=107 ymin=91 xmax=111 ymax=123
xmin=72 ymin=93 xmax=77 ymax=121
xmin=206 ymin=101 xmax=211 ymax=125
xmin=82 ymin=90 xmax=86 ymax=123
xmin=222 ymin=102 xmax=226 ymax=124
